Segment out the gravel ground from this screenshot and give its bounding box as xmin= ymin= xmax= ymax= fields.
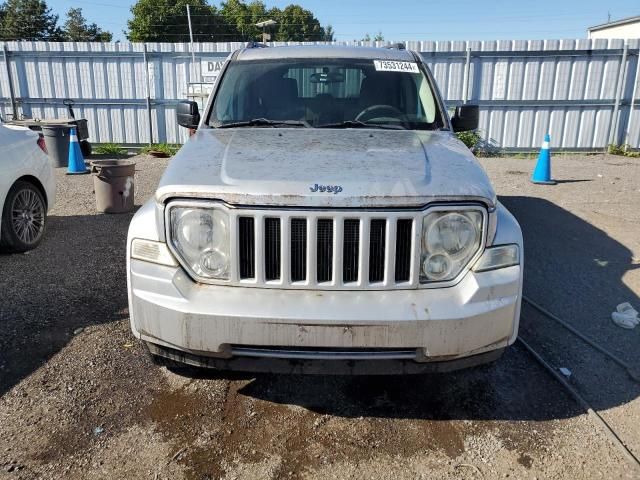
xmin=1 ymin=153 xmax=639 ymax=479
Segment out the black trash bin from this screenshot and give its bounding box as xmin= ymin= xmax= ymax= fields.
xmin=41 ymin=124 xmax=71 ymax=168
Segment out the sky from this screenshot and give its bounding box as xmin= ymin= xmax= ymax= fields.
xmin=46 ymin=0 xmax=639 ymax=42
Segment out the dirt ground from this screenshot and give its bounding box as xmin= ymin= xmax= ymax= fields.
xmin=1 ymin=153 xmax=640 ymax=480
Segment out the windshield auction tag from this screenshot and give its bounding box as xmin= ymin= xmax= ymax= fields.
xmin=373 ymin=60 xmax=420 ymax=73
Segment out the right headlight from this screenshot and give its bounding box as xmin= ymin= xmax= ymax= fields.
xmin=420 ymin=210 xmax=484 ymax=283
xmin=169 ymin=206 xmax=230 ymax=280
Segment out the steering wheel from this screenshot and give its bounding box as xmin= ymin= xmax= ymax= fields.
xmin=355 ymin=104 xmax=407 ymax=123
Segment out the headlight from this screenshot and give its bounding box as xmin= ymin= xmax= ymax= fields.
xmin=169 ymin=207 xmax=230 ymax=280
xmin=421 ymin=210 xmax=483 ymax=282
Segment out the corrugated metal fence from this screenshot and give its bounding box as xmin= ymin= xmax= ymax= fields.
xmin=1 ymin=39 xmax=639 ymax=150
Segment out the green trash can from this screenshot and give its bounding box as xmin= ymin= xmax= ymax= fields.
xmin=41 ymin=124 xmax=71 ymax=168
xmin=90 ymin=160 xmax=136 ymax=213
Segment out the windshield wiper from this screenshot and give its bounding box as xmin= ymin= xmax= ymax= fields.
xmin=317 ymin=120 xmax=406 ymax=130
xmin=216 ymin=118 xmax=310 ymax=128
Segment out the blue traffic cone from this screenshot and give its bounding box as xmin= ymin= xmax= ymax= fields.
xmin=66 ymin=127 xmax=89 ymax=175
xmin=531 ymin=134 xmax=556 ymax=185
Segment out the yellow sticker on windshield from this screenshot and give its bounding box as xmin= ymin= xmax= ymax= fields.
xmin=373 ymin=60 xmax=420 ymax=73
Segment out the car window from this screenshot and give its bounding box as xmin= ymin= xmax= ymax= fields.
xmin=209 ymin=58 xmax=443 ymax=129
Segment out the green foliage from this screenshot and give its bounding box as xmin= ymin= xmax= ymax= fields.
xmin=0 ymin=0 xmax=329 ymax=43
xmin=608 ymin=144 xmax=640 ymax=158
xmin=127 ymin=0 xmax=227 ymax=43
xmin=220 ymin=0 xmax=273 ymax=41
xmin=63 ymin=8 xmax=112 ymax=42
xmin=362 ymin=32 xmax=383 ymax=42
xmin=0 ymin=1 xmax=112 ymax=42
xmin=607 ymin=144 xmax=625 ymax=155
xmin=94 ymin=143 xmax=126 ymax=155
xmin=127 ymin=0 xmax=331 ymax=42
xmin=140 ymin=143 xmax=180 ymax=156
xmin=0 ymin=0 xmax=62 ymax=40
xmin=323 ymin=24 xmax=334 ymax=42
xmin=455 ymin=130 xmax=482 ymax=150
xmin=274 ymin=4 xmax=324 ymax=42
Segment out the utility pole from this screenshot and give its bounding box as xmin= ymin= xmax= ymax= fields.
xmin=186 ymin=5 xmax=197 ymax=81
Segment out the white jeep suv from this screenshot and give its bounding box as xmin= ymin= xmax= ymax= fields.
xmin=127 ymin=45 xmax=523 ymax=374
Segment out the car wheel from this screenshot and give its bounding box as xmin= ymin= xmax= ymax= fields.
xmin=0 ymin=180 xmax=47 ymax=253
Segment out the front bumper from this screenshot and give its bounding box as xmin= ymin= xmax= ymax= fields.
xmin=129 ymin=257 xmax=522 ymax=373
xmin=147 ymin=342 xmax=505 ymax=374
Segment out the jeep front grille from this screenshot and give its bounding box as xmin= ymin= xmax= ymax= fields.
xmin=235 ymin=210 xmax=418 ymax=289
xmin=264 ymin=217 xmax=281 ymax=281
xmin=369 ymin=219 xmax=386 ymax=283
xmin=290 ymin=218 xmax=307 ymax=282
xmin=238 ymin=217 xmax=255 ymax=279
xmin=395 ymin=219 xmax=413 ymax=282
xmin=316 ymin=219 xmax=333 ymax=283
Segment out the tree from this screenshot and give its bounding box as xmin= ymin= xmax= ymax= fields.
xmin=219 ymin=0 xmax=268 ymax=41
xmin=127 ymin=0 xmax=229 ymax=42
xmin=361 ymin=31 xmax=383 ymax=42
xmin=273 ymin=4 xmax=324 ymax=42
xmin=63 ymin=8 xmax=112 ymax=42
xmin=0 ymin=0 xmax=63 ymax=41
xmin=323 ymin=24 xmax=334 ymax=42
xmin=127 ymin=0 xmax=328 ymax=43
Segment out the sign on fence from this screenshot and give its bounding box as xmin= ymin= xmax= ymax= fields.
xmin=201 ymin=58 xmax=226 ymax=83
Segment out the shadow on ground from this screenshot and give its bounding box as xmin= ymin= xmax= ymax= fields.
xmin=0 ymin=213 xmax=133 ymax=396
xmin=2 ymin=195 xmax=639 ymax=423
xmin=501 ymin=195 xmax=640 ymax=357
xmin=220 ymin=195 xmax=640 ymax=420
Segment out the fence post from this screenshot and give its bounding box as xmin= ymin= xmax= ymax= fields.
xmin=143 ymin=43 xmax=153 ymax=145
xmin=609 ymin=42 xmax=629 ymax=146
xmin=623 ymin=50 xmax=639 ymax=150
xmin=462 ymin=47 xmax=472 ymax=104
xmin=2 ymin=43 xmax=18 ymax=120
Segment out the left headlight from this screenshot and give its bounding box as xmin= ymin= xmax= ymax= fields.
xmin=169 ymin=207 xmax=230 ymax=280
xmin=420 ymin=209 xmax=484 ymax=283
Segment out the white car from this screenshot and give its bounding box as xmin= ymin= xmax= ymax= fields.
xmin=128 ymin=45 xmax=523 ymax=374
xmin=0 ymin=124 xmax=55 ymax=252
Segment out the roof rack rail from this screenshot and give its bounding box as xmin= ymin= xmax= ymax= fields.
xmin=245 ymin=41 xmax=269 ymax=49
xmin=385 ymin=43 xmax=406 ymax=50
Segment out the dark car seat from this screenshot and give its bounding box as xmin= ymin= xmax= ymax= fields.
xmin=358 ymin=74 xmax=400 ymax=111
xmin=259 ymin=76 xmax=303 ymax=120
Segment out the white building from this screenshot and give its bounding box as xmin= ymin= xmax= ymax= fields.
xmin=588 ymin=16 xmax=640 ymax=39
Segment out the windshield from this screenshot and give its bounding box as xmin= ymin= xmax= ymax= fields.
xmin=208 ymin=58 xmax=444 ymax=130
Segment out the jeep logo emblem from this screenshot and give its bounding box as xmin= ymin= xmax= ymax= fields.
xmin=309 ymin=184 xmax=343 ymax=194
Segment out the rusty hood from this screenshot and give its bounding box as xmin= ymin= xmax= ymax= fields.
xmin=155 ymin=128 xmax=496 ymax=208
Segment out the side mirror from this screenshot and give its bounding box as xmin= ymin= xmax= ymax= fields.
xmin=451 ymin=104 xmax=479 ymax=132
xmin=177 ymin=100 xmax=200 ymax=129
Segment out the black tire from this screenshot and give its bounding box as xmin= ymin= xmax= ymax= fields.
xmin=80 ymin=140 xmax=92 ymax=157
xmin=0 ymin=180 xmax=47 ymax=253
